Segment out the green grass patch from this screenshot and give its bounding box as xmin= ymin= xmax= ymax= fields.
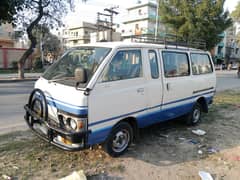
xmin=213 ymin=90 xmax=240 ymax=108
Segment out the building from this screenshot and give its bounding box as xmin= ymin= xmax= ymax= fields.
xmin=214 ymin=32 xmax=226 ymax=64
xmin=62 ymin=22 xmax=97 ymax=47
xmin=120 ymin=1 xmax=164 ymax=38
xmin=0 ymin=23 xmax=28 ymax=48
xmin=0 ymin=24 xmax=15 ymax=48
xmin=90 ymin=30 xmax=121 ymax=43
xmin=0 ymin=23 xmax=31 ymax=69
xmin=214 ymin=24 xmax=240 ymax=65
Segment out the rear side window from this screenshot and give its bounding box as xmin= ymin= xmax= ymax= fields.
xmin=103 ymin=50 xmax=142 ymax=82
xmin=191 ymin=53 xmax=213 ymax=75
xmin=148 ymin=50 xmax=159 ymax=79
xmin=162 ymin=51 xmax=190 ymax=78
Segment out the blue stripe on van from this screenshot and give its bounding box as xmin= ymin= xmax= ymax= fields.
xmin=87 ymin=103 xmax=189 ymax=145
xmin=45 ymin=95 xmax=87 ymax=108
xmin=87 ymin=96 xmax=213 ymax=145
xmin=88 ymin=90 xmax=215 ymax=127
xmin=46 ymin=96 xmax=88 ymax=116
xmin=137 ymin=101 xmax=194 ymax=128
xmin=88 ymin=126 xmax=112 ymax=145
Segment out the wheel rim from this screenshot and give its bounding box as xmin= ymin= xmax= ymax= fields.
xmin=193 ymin=108 xmax=200 ymax=123
xmin=112 ymin=129 xmax=130 ymax=153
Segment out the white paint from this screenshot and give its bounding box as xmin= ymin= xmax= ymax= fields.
xmin=34 ymin=42 xmax=216 ymax=145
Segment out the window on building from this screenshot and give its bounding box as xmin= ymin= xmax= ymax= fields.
xmin=162 ymin=51 xmax=190 ymax=77
xmin=148 ymin=50 xmax=159 ymax=79
xmin=217 ymin=46 xmax=222 ymax=54
xmin=85 ymin=31 xmax=88 ymax=35
xmin=103 ymin=50 xmax=142 ymax=82
xmin=138 ymin=9 xmax=142 ymax=15
xmin=236 ymin=48 xmax=239 ymax=54
xmin=75 ymin=32 xmax=78 ymax=37
xmin=191 ymin=53 xmax=213 ymax=75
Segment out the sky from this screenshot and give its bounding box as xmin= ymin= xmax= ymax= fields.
xmin=64 ymin=0 xmax=240 ymax=27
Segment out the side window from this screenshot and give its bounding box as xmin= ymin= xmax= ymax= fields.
xmin=148 ymin=50 xmax=159 ymax=79
xmin=162 ymin=51 xmax=190 ymax=78
xmin=103 ymin=50 xmax=142 ymax=82
xmin=191 ymin=53 xmax=213 ymax=75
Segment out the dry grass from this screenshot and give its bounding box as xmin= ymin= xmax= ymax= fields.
xmin=0 ymin=90 xmax=240 ymax=179
xmin=0 ymin=132 xmax=121 ymax=179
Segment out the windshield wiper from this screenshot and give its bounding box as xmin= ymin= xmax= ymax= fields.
xmin=48 ymin=77 xmax=74 ymax=83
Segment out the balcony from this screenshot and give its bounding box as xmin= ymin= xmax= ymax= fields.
xmin=218 ymin=32 xmax=225 ymax=38
xmin=123 ymin=14 xmax=155 ymax=24
xmin=215 ymin=52 xmax=224 ymax=59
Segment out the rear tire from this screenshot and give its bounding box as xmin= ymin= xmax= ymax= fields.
xmin=185 ymin=102 xmax=202 ymax=126
xmin=104 ymin=122 xmax=133 ymax=157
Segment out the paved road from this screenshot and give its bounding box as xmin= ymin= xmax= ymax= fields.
xmin=0 ymin=71 xmax=239 ymax=135
xmin=216 ymin=70 xmax=240 ymax=92
xmin=0 ymin=81 xmax=35 ymax=134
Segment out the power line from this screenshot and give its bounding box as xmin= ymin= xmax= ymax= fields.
xmin=96 ymin=6 xmax=119 ymax=41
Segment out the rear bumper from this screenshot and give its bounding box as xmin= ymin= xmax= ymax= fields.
xmin=24 ymin=104 xmax=91 ymax=151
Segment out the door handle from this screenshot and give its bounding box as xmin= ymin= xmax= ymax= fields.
xmin=137 ymin=88 xmax=144 ymax=93
xmin=166 ymin=83 xmax=170 ymax=91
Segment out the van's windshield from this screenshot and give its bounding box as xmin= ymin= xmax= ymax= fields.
xmin=42 ymin=47 xmax=111 ymax=87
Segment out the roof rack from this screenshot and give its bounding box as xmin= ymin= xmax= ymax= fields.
xmin=122 ymin=33 xmax=207 ymax=51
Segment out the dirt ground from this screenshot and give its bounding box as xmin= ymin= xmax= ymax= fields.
xmin=1 ymin=90 xmax=240 ymax=180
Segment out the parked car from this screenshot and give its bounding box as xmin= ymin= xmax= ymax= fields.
xmin=231 ymin=64 xmax=238 ymax=70
xmin=24 ymin=42 xmax=216 ymax=156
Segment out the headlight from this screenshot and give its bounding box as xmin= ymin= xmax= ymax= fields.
xmin=58 ymin=112 xmax=86 ymax=132
xmin=69 ymin=118 xmax=77 ymax=130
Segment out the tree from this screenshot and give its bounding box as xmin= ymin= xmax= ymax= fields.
xmin=0 ymin=0 xmax=24 ymax=25
xmin=34 ymin=25 xmax=62 ymax=61
xmin=159 ymin=0 xmax=232 ymax=50
xmin=42 ymin=34 xmax=62 ymax=59
xmin=14 ymin=0 xmax=75 ymax=79
xmin=231 ymin=2 xmax=240 ymax=21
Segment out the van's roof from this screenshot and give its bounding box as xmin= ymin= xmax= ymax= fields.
xmin=73 ymin=41 xmax=208 ymax=53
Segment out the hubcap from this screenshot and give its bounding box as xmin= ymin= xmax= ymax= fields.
xmin=112 ymin=129 xmax=130 ymax=153
xmin=193 ymin=108 xmax=200 ymax=123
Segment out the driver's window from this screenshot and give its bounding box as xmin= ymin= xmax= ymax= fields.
xmin=102 ymin=50 xmax=142 ymax=82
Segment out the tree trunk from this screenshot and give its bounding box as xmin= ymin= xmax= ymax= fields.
xmin=17 ymin=61 xmax=24 ymax=79
xmin=18 ymin=47 xmax=35 ymax=79
xmin=17 ymin=0 xmax=44 ymax=79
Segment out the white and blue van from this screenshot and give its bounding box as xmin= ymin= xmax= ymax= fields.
xmin=24 ymin=42 xmax=216 ymax=156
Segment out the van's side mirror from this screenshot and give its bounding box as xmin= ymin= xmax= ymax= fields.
xmin=75 ymin=67 xmax=87 ymax=84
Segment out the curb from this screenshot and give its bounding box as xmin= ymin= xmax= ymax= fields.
xmin=0 ymin=78 xmax=38 ymax=83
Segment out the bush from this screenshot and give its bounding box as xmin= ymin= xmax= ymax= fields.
xmin=33 ymin=58 xmax=43 ymax=70
xmin=11 ymin=61 xmax=18 ymax=70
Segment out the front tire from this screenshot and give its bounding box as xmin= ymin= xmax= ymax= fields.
xmin=104 ymin=122 xmax=133 ymax=157
xmin=186 ymin=102 xmax=202 ymax=126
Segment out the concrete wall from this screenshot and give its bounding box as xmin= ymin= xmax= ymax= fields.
xmin=90 ymin=30 xmax=121 ymax=43
xmin=0 ymin=48 xmax=32 ymax=69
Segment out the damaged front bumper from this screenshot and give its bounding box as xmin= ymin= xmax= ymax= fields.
xmin=24 ymin=104 xmax=91 ymax=151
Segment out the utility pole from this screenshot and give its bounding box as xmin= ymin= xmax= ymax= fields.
xmin=104 ymin=7 xmax=119 ymax=41
xmin=97 ymin=6 xmax=119 ymax=42
xmin=154 ymin=1 xmax=159 ymax=40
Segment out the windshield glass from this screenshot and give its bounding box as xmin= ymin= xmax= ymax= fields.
xmin=42 ymin=47 xmax=111 ymax=87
